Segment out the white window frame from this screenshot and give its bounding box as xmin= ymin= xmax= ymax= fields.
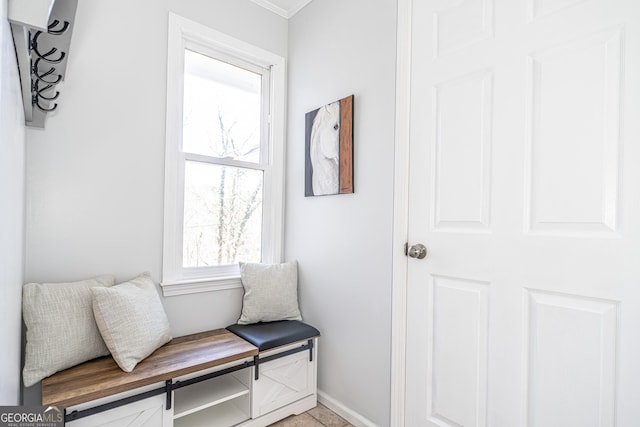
xmin=162 ymin=12 xmax=286 ymax=296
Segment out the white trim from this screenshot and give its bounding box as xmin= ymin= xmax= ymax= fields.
xmin=285 ymin=0 xmax=314 ymax=18
xmin=170 ymin=13 xmax=284 ymax=68
xmin=184 ymin=153 xmax=267 ymax=171
xmin=163 ymin=12 xmax=286 ymax=296
xmin=265 ymin=59 xmax=287 ymax=263
xmin=317 ymin=390 xmax=378 ymax=427
xmin=250 ymin=0 xmax=314 ymax=19
xmin=391 ymin=0 xmax=412 ymax=426
xmin=163 ymin=12 xmax=185 ymax=291
xmin=160 ymin=277 xmax=242 ymax=297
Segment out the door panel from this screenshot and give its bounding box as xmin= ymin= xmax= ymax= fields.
xmin=403 ymin=0 xmax=640 ymax=426
xmin=435 ymin=0 xmax=494 ymax=57
xmin=433 ymin=70 xmax=493 ymax=231
xmin=524 ymin=27 xmax=623 ymax=235
xmin=430 ymin=276 xmax=489 ymax=427
xmin=523 ymin=290 xmax=618 ymax=427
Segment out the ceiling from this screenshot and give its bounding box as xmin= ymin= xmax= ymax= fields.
xmin=250 ymin=0 xmax=315 ymax=19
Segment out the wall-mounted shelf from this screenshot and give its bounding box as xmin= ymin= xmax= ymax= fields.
xmin=8 ymin=0 xmax=77 ymax=128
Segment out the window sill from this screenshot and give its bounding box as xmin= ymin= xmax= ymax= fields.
xmin=160 ymin=276 xmax=242 ymax=297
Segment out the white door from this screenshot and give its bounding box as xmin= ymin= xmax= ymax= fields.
xmin=401 ymin=0 xmax=640 ymax=425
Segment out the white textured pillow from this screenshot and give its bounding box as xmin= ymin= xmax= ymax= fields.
xmin=92 ymin=272 xmax=172 ymax=372
xmin=22 ymin=275 xmax=116 ymax=387
xmin=238 ymin=261 xmax=302 ymax=325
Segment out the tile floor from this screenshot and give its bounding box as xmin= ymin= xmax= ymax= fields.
xmin=268 ymin=404 xmax=354 ymax=427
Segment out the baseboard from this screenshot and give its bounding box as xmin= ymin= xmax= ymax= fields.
xmin=317 ymin=390 xmax=378 ymax=427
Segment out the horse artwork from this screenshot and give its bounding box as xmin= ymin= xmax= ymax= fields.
xmin=305 ymin=95 xmax=354 ymax=197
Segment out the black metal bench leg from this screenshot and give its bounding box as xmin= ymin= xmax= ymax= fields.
xmin=254 ymin=355 xmax=260 ymax=380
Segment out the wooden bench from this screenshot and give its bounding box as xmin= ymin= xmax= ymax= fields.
xmin=42 ymin=329 xmax=257 ymax=408
xmin=42 ymin=326 xmax=318 ymax=427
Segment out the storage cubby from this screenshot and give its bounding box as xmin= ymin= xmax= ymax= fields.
xmin=173 ymin=371 xmax=251 ymax=427
xmin=174 ymin=399 xmax=249 ymax=427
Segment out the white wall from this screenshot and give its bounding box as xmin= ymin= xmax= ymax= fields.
xmin=286 ymin=1 xmax=397 ymax=425
xmin=0 ymin=0 xmax=26 ymax=405
xmin=24 ymin=0 xmax=398 ymax=421
xmin=24 ymin=0 xmax=287 ymax=400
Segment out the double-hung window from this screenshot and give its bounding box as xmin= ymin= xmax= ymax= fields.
xmin=163 ymin=13 xmax=286 ymax=296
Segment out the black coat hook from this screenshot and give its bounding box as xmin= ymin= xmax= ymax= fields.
xmin=30 ymin=29 xmax=68 ymax=63
xmin=31 ymin=62 xmax=62 ymax=85
xmin=29 ymin=32 xmax=57 ymax=61
xmin=26 ymin=19 xmax=71 ymax=119
xmin=47 ymin=20 xmax=70 ymax=35
xmin=34 ymin=46 xmax=65 ymax=63
xmin=33 ymin=81 xmax=60 ymax=101
xmin=30 ymin=30 xmax=42 ymax=51
xmin=33 ymin=96 xmax=58 ymax=112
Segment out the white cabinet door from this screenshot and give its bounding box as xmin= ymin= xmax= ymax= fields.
xmin=252 ymin=342 xmax=317 ymax=418
xmin=67 ymin=395 xmax=170 ymax=427
xmin=401 ymin=0 xmax=640 ymax=425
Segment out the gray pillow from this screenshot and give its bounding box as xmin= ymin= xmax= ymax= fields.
xmin=22 ymin=275 xmax=116 ymax=387
xmin=92 ymin=272 xmax=172 ymax=372
xmin=238 ymin=261 xmax=302 ymax=325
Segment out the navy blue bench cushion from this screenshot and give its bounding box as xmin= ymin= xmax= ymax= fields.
xmin=226 ymin=320 xmax=320 ymax=352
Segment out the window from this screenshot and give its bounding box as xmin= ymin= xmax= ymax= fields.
xmin=163 ymin=13 xmax=286 ymax=296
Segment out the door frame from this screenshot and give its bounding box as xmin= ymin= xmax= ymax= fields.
xmin=391 ymin=0 xmax=412 ymax=425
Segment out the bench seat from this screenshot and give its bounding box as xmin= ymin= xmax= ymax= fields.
xmin=41 ymin=329 xmax=258 ymax=408
xmin=226 ymin=320 xmax=320 ymax=352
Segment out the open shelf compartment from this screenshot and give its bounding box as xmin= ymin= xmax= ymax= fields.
xmin=173 ymin=374 xmax=250 ymax=420
xmin=173 ymin=399 xmax=250 ymax=427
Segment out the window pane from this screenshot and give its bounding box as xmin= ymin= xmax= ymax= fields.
xmin=183 ymin=50 xmax=262 ymax=163
xmin=183 ymin=161 xmax=263 ymax=267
